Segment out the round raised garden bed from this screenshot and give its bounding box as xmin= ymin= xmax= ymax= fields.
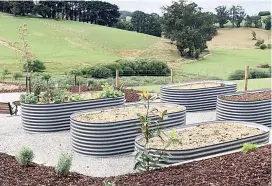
xmin=21 ymin=96 xmax=125 ymax=133
xmin=160 ymin=80 xmax=237 ymax=112
xmin=135 ymin=120 xmax=270 ymax=166
xmin=70 ymin=103 xmax=186 ymax=157
xmin=216 ymin=89 xmax=271 ymax=127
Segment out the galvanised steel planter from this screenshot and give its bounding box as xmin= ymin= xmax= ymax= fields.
xmin=134 ymin=120 xmax=270 ymax=166
xmin=160 ymin=80 xmax=237 ymax=112
xmin=21 ymin=96 xmax=125 ymax=133
xmin=70 ymin=103 xmax=186 ymax=157
xmin=216 ymin=89 xmax=271 ymax=127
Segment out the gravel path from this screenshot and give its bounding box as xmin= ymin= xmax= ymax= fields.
xmin=0 ymin=95 xmax=216 ymax=177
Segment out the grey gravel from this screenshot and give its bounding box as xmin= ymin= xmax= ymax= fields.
xmin=0 ymin=93 xmax=217 ymax=177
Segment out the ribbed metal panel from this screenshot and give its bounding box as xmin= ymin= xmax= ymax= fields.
xmin=134 ymin=120 xmax=270 ymax=168
xmin=70 ymin=103 xmax=186 ymax=157
xmin=21 ymin=96 xmax=125 ymax=133
xmin=160 ymin=81 xmax=237 ymax=112
xmin=216 ymin=89 xmax=271 ymax=127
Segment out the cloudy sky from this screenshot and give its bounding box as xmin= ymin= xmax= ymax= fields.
xmin=105 ymin=0 xmax=271 ymax=15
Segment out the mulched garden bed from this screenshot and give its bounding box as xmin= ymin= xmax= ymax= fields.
xmin=222 ymin=90 xmax=271 ymax=101
xmin=0 ymin=82 xmax=26 ymax=93
xmin=0 ymin=145 xmax=270 ymax=186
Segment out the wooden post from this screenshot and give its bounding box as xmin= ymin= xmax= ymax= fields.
xmin=170 ymin=69 xmax=174 ymax=83
xmin=244 ymin=65 xmax=249 ymax=91
xmin=115 ymin=70 xmax=119 ymax=88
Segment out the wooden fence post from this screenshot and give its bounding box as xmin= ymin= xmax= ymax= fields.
xmin=244 ymin=65 xmax=249 ymax=91
xmin=115 ymin=70 xmax=119 ymax=88
xmin=170 ymin=69 xmax=174 ymax=83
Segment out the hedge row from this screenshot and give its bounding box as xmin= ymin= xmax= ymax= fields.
xmin=228 ymin=69 xmax=271 ymax=80
xmin=80 ymin=59 xmax=171 ymax=78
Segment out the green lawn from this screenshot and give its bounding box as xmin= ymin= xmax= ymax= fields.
xmin=180 ymin=49 xmax=271 ymax=79
xmin=131 ymin=78 xmax=271 ymax=92
xmin=0 ymin=13 xmax=160 ymax=74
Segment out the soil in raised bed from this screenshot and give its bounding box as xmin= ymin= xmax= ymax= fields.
xmin=0 ymin=145 xmax=270 ymax=186
xmin=170 ymin=82 xmax=223 ymax=89
xmin=73 ymin=104 xmax=183 ymax=123
xmin=221 ymin=90 xmax=271 ymax=101
xmin=139 ymin=123 xmax=264 ymax=150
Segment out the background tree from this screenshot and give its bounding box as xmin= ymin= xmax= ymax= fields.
xmin=244 ymin=15 xmax=253 ymax=27
xmin=215 ymin=6 xmax=229 ymax=28
xmin=263 ymin=16 xmax=271 ymax=30
xmin=234 ymin=6 xmax=246 ymax=27
xmin=251 ymin=15 xmax=262 ymax=28
xmin=162 ymin=0 xmax=216 ymax=59
xmin=229 ymin=5 xmax=238 ymax=27
xmin=115 ymin=20 xmax=132 ymax=31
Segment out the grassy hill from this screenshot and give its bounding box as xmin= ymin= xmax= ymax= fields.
xmin=0 ymin=13 xmax=161 ymax=73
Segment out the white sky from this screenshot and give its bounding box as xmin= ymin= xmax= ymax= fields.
xmin=105 ymin=0 xmax=271 ymax=15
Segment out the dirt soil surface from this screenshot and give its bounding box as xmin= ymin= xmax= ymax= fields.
xmin=0 ymin=145 xmax=270 ymax=186
xmin=171 ymin=82 xmax=222 ymax=89
xmin=73 ymin=104 xmax=183 ymax=123
xmin=222 ymin=90 xmax=271 ymax=101
xmin=139 ymin=123 xmax=264 ymax=150
xmin=0 ymin=82 xmax=25 ymax=93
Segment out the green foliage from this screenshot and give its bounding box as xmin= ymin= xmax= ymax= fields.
xmin=31 ymin=73 xmax=46 ymax=96
xmin=115 ymin=20 xmax=132 ymax=31
xmin=258 ymin=11 xmax=271 ymax=16
xmin=134 ymin=90 xmax=169 ymax=171
xmin=163 ymin=1 xmax=217 ymax=58
xmin=92 ymin=66 xmax=113 ymax=78
xmin=263 ymin=16 xmax=271 ymax=30
xmin=195 ymin=49 xmax=201 ymax=59
xmin=99 ymin=83 xmax=123 ymax=98
xmin=267 ymin=44 xmax=271 ymax=49
xmin=255 ymin=39 xmax=264 ymax=47
xmin=215 ymin=6 xmax=229 ymax=28
xmin=245 ymin=16 xmax=253 ymax=27
xmin=258 ymin=64 xmax=270 ymax=68
xmin=15 ymin=147 xmax=34 ymax=166
xmin=55 ymin=153 xmax=72 ymax=176
xmin=24 ymin=60 xmax=46 ymax=72
xmin=12 ymin=72 xmax=23 ymax=80
xmin=52 ymin=88 xmax=69 ymax=103
xmin=229 ymin=5 xmax=246 ymax=28
xmin=103 ymin=181 xmax=115 ymax=186
xmin=260 ymin=44 xmax=267 ymax=50
xmin=251 ymin=16 xmax=262 ymax=28
xmin=1 ymin=67 xmax=10 ymax=80
xmin=20 ymin=93 xmax=38 ymax=104
xmin=250 ymin=69 xmax=271 ymax=79
xmin=228 ymin=69 xmax=270 ymax=80
xmin=41 ymin=74 xmax=51 ymax=86
xmin=241 ymin=143 xmax=258 ymax=152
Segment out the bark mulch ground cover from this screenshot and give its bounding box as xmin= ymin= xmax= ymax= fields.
xmin=0 ymin=82 xmax=26 ymax=93
xmin=222 ymin=90 xmax=271 ymax=101
xmin=0 ymin=145 xmax=270 ymax=186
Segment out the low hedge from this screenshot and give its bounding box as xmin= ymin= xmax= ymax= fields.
xmin=80 ymin=59 xmax=170 ymax=78
xmin=228 ymin=69 xmax=271 ymax=80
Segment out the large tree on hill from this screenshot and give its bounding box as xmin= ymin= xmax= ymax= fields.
xmin=162 ymin=0 xmax=217 ymax=59
xmin=215 ymin=6 xmax=229 ymax=28
xmin=230 ymin=5 xmax=246 ymax=28
xmin=263 ymin=16 xmax=271 ymax=30
xmin=251 ymin=15 xmax=262 ymax=28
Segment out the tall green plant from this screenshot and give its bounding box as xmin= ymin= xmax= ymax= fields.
xmin=134 ymin=90 xmax=169 ymax=171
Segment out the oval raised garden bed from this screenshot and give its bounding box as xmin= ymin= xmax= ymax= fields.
xmin=70 ymin=103 xmax=186 ymax=157
xmin=160 ymin=80 xmax=237 ymax=112
xmin=135 ymin=120 xmax=270 ymax=166
xmin=216 ymin=89 xmax=271 ymax=127
xmin=21 ymin=96 xmax=125 ymax=133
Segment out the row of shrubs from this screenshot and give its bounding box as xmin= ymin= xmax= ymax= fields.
xmin=77 ymin=59 xmax=171 ymax=78
xmin=228 ymin=69 xmax=271 ymax=80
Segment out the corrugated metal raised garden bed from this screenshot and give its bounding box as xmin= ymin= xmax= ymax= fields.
xmin=135 ymin=120 xmax=270 ymax=165
xmin=70 ymin=103 xmax=186 ymax=157
xmin=160 ymin=80 xmax=237 ymax=112
xmin=216 ymin=89 xmax=271 ymax=127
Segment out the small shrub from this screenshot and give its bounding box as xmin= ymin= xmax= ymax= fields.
xmin=13 ymin=72 xmax=23 ymax=80
xmin=241 ymin=143 xmax=258 ymax=152
xmin=92 ymin=66 xmax=113 ymax=78
xmin=252 ymin=31 xmax=256 ymax=40
xmin=258 ymin=11 xmax=271 ymax=16
xmin=257 ymin=64 xmax=270 ymax=68
xmin=99 ymin=83 xmax=123 ymax=98
xmin=20 ymin=93 xmax=38 ymax=104
xmin=267 ymin=44 xmax=271 ymax=49
xmin=55 ymin=153 xmax=73 ymax=176
xmin=228 ymin=70 xmax=247 ymax=80
xmin=255 ymin=39 xmax=264 ymax=47
xmin=250 ymin=69 xmax=271 ymax=78
xmin=103 ymin=181 xmax=115 ymax=186
xmin=15 ymin=147 xmax=34 ymax=166
xmin=24 ymin=60 xmax=46 ymax=72
xmin=122 ymin=66 xmax=135 ymax=76
xmin=260 ymin=44 xmax=267 ymax=50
